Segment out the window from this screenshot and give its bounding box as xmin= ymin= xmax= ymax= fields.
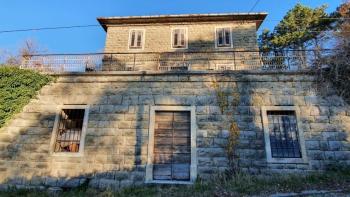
xmin=267 ymin=111 xmax=301 ymax=158
xmin=146 ymin=106 xmax=197 ymax=184
xmin=129 ymin=29 xmax=144 ymax=49
xmin=261 ymin=106 xmax=308 ymax=163
xmin=216 ymin=63 xmax=234 ymax=70
xmin=172 ymin=28 xmax=187 ymax=49
xmin=216 ymin=27 xmax=232 ymax=48
xmin=50 ymin=105 xmax=89 ymax=156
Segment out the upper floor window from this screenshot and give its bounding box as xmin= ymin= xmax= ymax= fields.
xmin=216 ymin=27 xmax=232 ymax=48
xmin=172 ymin=28 xmax=187 ymax=49
xmin=129 ymin=29 xmax=144 ymax=49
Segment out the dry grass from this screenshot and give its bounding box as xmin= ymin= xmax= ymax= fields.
xmin=0 ymin=168 xmax=349 ymax=197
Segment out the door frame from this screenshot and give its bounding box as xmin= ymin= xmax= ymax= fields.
xmin=145 ymin=105 xmax=197 ymax=184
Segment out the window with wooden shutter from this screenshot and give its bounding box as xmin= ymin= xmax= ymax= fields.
xmin=153 ymin=111 xmax=191 ymax=181
xmin=172 ymin=28 xmax=187 ymax=49
xmin=129 ymin=30 xmax=144 ymax=49
xmin=216 ymin=27 xmax=232 ymax=47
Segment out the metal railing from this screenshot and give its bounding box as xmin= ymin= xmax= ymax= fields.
xmin=20 ymin=50 xmax=332 ymax=73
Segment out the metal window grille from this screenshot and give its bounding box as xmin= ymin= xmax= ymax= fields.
xmin=54 ymin=109 xmax=85 ymax=153
xmin=267 ymin=110 xmax=302 ymax=158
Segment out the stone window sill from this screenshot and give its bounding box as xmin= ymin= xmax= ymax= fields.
xmin=267 ymin=157 xmax=309 ymax=164
xmin=145 ymin=180 xmax=193 ymax=185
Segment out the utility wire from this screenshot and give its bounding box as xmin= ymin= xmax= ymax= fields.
xmin=0 ymin=24 xmax=100 ymax=34
xmin=249 ymin=0 xmax=261 ymax=13
xmin=0 ymin=18 xmax=348 ymax=34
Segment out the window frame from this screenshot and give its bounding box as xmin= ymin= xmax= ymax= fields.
xmin=128 ymin=29 xmax=145 ymax=50
xmin=216 ymin=63 xmax=235 ymax=70
xmin=215 ymin=27 xmax=233 ymax=48
xmin=49 ymin=105 xmax=89 ymax=157
xmin=261 ymin=106 xmax=308 ymax=164
xmin=171 ymin=27 xmax=188 ymax=49
xmin=145 ymin=105 xmax=197 ymax=184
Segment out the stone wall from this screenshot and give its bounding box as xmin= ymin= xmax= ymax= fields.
xmin=0 ymin=71 xmax=349 ymax=190
xmin=102 ymin=22 xmax=259 ymax=71
xmin=104 ymin=22 xmax=258 ymax=53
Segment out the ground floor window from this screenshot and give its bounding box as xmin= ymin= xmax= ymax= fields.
xmin=267 ymin=110 xmax=301 ymax=158
xmin=50 ymin=105 xmax=89 ymax=156
xmin=146 ymin=106 xmax=197 ymax=183
xmin=261 ymin=106 xmax=308 ymax=163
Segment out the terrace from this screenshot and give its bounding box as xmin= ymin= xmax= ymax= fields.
xmin=20 ymin=50 xmax=330 ymax=73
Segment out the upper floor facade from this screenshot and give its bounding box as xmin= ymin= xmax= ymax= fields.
xmin=98 ymin=13 xmax=267 ymax=53
xmin=97 ymin=13 xmax=267 ymax=71
xmin=21 ymin=12 xmax=320 ymax=73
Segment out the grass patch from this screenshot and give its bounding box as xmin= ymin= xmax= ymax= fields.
xmin=0 ymin=66 xmax=53 ymax=128
xmin=0 ymin=169 xmax=349 ymax=197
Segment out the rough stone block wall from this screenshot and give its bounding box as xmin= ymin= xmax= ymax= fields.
xmin=0 ymin=71 xmax=349 ymax=190
xmin=104 ymin=22 xmax=258 ymax=53
xmin=102 ymin=22 xmax=259 ymax=71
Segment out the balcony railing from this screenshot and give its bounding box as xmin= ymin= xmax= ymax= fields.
xmin=20 ymin=50 xmax=331 ymax=73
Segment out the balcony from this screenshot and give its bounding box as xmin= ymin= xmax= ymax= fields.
xmin=20 ymin=50 xmax=329 ymax=73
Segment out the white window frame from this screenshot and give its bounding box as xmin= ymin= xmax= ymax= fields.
xmin=128 ymin=29 xmax=145 ymax=50
xmin=171 ymin=27 xmax=188 ymax=49
xmin=215 ymin=27 xmax=233 ymax=48
xmin=145 ymin=105 xmax=197 ymax=184
xmin=216 ymin=63 xmax=235 ymax=70
xmin=261 ymin=106 xmax=308 ymax=164
xmin=49 ymin=105 xmax=89 ymax=157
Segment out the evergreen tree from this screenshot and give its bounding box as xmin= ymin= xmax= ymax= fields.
xmin=258 ymin=3 xmax=335 ymax=51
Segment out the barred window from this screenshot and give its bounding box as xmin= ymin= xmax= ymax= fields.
xmin=53 ymin=109 xmax=86 ymax=153
xmin=267 ymin=111 xmax=301 ymax=158
xmin=216 ymin=27 xmax=231 ymax=47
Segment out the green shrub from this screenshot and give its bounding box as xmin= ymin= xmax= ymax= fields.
xmin=0 ymin=66 xmax=53 ymax=128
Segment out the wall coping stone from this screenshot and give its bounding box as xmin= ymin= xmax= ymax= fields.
xmin=51 ymin=70 xmax=316 ymax=83
xmin=51 ymin=70 xmax=314 ymax=77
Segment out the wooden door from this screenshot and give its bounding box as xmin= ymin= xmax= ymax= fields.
xmin=153 ymin=111 xmax=191 ymax=181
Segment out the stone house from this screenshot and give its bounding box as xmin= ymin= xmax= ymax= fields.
xmin=1 ymin=13 xmax=350 ymax=189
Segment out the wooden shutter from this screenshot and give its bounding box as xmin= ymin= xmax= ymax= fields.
xmin=224 ymin=28 xmax=231 ymax=45
xmin=153 ymin=111 xmax=191 ymax=181
xmin=136 ymin=31 xmax=142 ymax=47
xmin=174 ymin=30 xmax=179 ymax=46
xmin=218 ymin=28 xmax=224 ymax=45
xmin=180 ymin=29 xmax=185 ymax=46
xmin=130 ymin=31 xmax=136 ymax=47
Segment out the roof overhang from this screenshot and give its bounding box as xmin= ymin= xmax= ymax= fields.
xmin=97 ymin=13 xmax=268 ymax=32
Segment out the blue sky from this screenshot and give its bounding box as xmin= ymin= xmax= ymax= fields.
xmin=0 ymin=0 xmax=342 ymax=54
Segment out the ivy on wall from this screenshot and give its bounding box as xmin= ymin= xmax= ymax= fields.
xmin=211 ymin=79 xmax=241 ymax=173
xmin=0 ymin=66 xmax=53 ymax=128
